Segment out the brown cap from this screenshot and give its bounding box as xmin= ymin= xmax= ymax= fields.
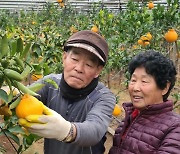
xmin=64 ymin=30 xmax=108 ymax=65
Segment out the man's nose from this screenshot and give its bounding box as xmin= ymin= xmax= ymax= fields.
xmin=75 ymin=62 xmax=84 ymax=73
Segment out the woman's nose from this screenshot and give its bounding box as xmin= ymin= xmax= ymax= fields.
xmin=133 ymin=82 xmax=141 ymax=91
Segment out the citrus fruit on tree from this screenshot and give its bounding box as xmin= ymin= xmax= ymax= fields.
xmin=91 ymin=25 xmax=99 ymax=33
xmin=148 ymin=1 xmax=154 ymax=9
xmin=15 ymin=94 xmax=43 ymax=118
xmin=138 ymin=39 xmax=143 ymax=45
xmin=112 ymin=104 xmax=121 ymax=117
xmin=57 ymin=0 xmax=63 ymax=3
xmin=146 ymin=32 xmax=152 ymax=40
xmin=164 ymin=29 xmax=178 ymax=43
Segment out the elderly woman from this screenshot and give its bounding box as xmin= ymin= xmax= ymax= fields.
xmin=109 ymin=50 xmax=180 ymax=154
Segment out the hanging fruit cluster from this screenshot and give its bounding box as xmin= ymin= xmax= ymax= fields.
xmin=138 ymin=32 xmax=152 ymax=46
xmin=164 ymin=29 xmax=178 ymax=43
xmin=0 ymin=35 xmax=46 ymax=116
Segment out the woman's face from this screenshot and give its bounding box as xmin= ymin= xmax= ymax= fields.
xmin=128 ymin=67 xmax=168 ymax=110
xmin=62 ymin=47 xmax=103 ymax=89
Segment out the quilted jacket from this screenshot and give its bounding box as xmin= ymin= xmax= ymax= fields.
xmin=109 ymin=100 xmax=180 ymax=154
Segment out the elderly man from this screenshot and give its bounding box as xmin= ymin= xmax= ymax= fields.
xmin=19 ymin=30 xmax=116 ymax=154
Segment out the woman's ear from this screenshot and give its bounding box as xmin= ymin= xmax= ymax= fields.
xmin=162 ymin=82 xmax=171 ymax=96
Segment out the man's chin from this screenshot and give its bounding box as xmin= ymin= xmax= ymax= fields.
xmin=68 ymin=82 xmax=84 ymax=89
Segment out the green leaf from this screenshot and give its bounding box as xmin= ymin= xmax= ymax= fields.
xmin=44 ymin=78 xmax=58 ymax=89
xmin=8 ymin=125 xmax=24 ymax=134
xmin=28 ymin=83 xmax=45 ymax=92
xmin=16 ymin=38 xmax=23 ymax=55
xmin=9 ymin=97 xmax=21 ymax=109
xmin=7 ymin=90 xmax=13 ymax=104
xmin=0 ymin=35 xmax=9 ymax=58
xmin=21 ymin=42 xmax=31 ymax=59
xmin=0 ymin=89 xmax=8 ymax=103
xmin=10 ymin=40 xmax=17 ymax=56
xmin=3 ymin=129 xmax=20 ymax=145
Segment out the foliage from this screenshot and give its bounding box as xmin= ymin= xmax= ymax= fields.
xmin=0 ymin=0 xmax=179 ymax=152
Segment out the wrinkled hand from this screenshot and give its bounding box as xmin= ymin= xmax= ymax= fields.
xmin=18 ymin=105 xmax=71 ymax=141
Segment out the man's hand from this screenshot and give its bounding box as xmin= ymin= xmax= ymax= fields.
xmin=18 ymin=105 xmax=71 ymax=141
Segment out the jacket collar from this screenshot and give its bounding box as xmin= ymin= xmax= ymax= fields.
xmin=123 ymin=100 xmax=173 ymax=115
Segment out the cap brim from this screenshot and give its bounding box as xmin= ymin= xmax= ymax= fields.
xmin=65 ymin=43 xmax=105 ymax=62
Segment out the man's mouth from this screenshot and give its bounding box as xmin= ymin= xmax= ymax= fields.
xmin=71 ymin=76 xmax=83 ymax=81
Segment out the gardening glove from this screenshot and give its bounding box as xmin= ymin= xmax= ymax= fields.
xmin=18 ymin=105 xmax=71 ymax=141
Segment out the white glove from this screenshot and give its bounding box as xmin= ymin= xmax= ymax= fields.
xmin=19 ymin=105 xmax=71 ymax=141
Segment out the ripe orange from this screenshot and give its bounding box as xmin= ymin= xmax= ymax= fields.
xmin=57 ymin=0 xmax=63 ymax=3
xmin=164 ymin=29 xmax=178 ymax=43
xmin=15 ymin=94 xmax=43 ymax=118
xmin=144 ymin=41 xmax=150 ymax=46
xmin=146 ymin=32 xmax=152 ymax=40
xmin=31 ymin=74 xmax=43 ymax=81
xmin=140 ymin=35 xmax=149 ymax=41
xmin=112 ymin=104 xmax=121 ymax=117
xmin=148 ymin=1 xmax=154 ymax=9
xmin=138 ymin=39 xmax=143 ymax=45
xmin=91 ymin=25 xmax=99 ymax=33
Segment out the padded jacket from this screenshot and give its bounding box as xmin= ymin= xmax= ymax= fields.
xmin=109 ymin=100 xmax=180 ymax=154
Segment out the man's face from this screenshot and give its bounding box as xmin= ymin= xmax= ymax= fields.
xmin=62 ymin=47 xmax=103 ymax=89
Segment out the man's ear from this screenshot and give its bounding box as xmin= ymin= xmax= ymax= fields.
xmin=95 ymin=65 xmax=103 ymax=78
xmin=62 ymin=52 xmax=67 ymax=65
xmin=162 ymin=82 xmax=170 ymax=96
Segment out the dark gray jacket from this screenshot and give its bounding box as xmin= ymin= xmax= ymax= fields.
xmin=36 ymin=74 xmax=116 ymax=154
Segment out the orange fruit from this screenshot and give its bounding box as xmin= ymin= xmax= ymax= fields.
xmin=57 ymin=0 xmax=63 ymax=3
xmin=15 ymin=94 xmax=43 ymax=118
xmin=31 ymin=74 xmax=43 ymax=81
xmin=144 ymin=41 xmax=150 ymax=46
xmin=112 ymin=104 xmax=121 ymax=117
xmin=146 ymin=32 xmax=152 ymax=40
xmin=91 ymin=25 xmax=99 ymax=33
xmin=148 ymin=1 xmax=154 ymax=9
xmin=140 ymin=35 xmax=149 ymax=41
xmin=138 ymin=39 xmax=143 ymax=45
xmin=164 ymin=29 xmax=178 ymax=43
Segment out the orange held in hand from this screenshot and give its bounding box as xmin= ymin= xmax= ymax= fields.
xmin=15 ymin=94 xmax=43 ymax=118
xmin=112 ymin=104 xmax=121 ymax=117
